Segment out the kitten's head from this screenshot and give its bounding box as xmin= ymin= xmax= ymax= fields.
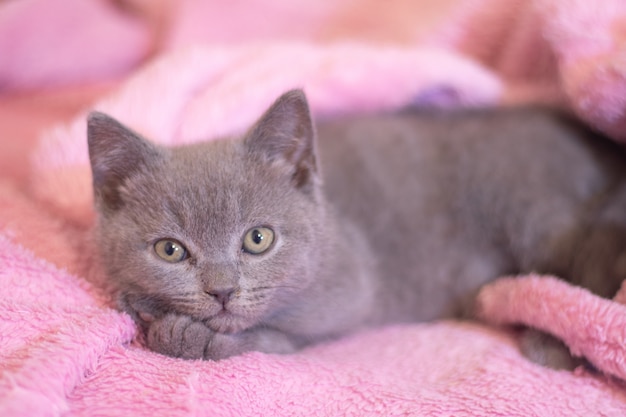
xmin=87 ymin=90 xmax=326 ymax=333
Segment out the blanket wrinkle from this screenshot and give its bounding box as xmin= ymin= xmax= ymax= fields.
xmin=429 ymin=0 xmax=626 ymax=140
xmin=535 ymin=0 xmax=626 ymax=140
xmin=0 ymin=234 xmax=135 ymax=417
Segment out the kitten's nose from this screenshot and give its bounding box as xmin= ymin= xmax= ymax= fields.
xmin=207 ymin=287 xmax=236 ymax=305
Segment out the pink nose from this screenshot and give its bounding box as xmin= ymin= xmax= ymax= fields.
xmin=206 ymin=287 xmax=235 ymax=305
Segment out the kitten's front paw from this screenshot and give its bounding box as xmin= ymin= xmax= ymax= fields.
xmin=145 ymin=313 xmax=298 ymax=360
xmin=146 ymin=313 xmax=214 ymax=360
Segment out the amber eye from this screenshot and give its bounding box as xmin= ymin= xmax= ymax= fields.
xmin=242 ymin=227 xmax=275 ymax=255
xmin=154 ymin=239 xmax=188 ymax=263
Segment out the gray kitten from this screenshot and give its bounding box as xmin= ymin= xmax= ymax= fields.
xmin=87 ymin=90 xmax=626 ymax=363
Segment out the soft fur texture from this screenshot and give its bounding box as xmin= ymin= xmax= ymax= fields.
xmin=3 ymin=0 xmax=626 ymax=415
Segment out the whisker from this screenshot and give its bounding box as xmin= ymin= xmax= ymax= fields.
xmin=249 ymin=285 xmax=302 ymax=292
xmin=167 ymin=297 xmax=199 ymax=303
xmin=165 ymin=291 xmax=197 ymax=297
xmin=168 ymin=294 xmax=199 ymax=299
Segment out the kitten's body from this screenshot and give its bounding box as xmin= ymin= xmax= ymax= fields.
xmin=88 ymin=91 xmax=626 ymax=361
xmin=318 ymin=109 xmax=626 ymax=321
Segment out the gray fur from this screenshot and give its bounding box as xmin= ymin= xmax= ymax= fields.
xmin=88 ymin=90 xmax=626 ymax=361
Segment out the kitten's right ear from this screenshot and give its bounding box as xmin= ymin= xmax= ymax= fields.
xmin=87 ymin=112 xmax=160 ymax=212
xmin=245 ymin=89 xmax=319 ymax=194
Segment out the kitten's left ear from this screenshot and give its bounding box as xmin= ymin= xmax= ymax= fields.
xmin=245 ymin=89 xmax=319 ymax=194
xmin=87 ymin=112 xmax=161 ymax=212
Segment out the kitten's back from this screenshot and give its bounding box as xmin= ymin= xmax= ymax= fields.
xmin=316 ymin=107 xmax=626 ymax=320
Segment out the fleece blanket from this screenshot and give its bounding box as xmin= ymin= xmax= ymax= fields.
xmin=3 ymin=0 xmax=626 ymax=415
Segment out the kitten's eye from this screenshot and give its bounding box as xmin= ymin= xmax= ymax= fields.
xmin=154 ymin=239 xmax=188 ymax=263
xmin=242 ymin=227 xmax=275 ymax=255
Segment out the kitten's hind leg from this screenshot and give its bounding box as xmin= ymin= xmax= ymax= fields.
xmin=570 ymin=224 xmax=626 ymax=298
xmin=455 ymin=283 xmax=585 ymax=371
xmin=519 ymin=328 xmax=586 ymax=371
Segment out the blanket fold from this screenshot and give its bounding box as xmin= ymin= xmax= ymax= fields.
xmin=477 ymin=275 xmax=626 ymax=381
xmin=29 ymin=43 xmax=502 ymax=227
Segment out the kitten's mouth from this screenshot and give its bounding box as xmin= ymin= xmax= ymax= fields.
xmin=216 ymin=309 xmax=231 ymax=318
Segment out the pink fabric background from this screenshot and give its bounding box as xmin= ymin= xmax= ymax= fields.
xmin=3 ymin=1 xmax=626 ymax=415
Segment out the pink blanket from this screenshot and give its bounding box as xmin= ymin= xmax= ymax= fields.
xmin=3 ymin=1 xmax=626 ymax=415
